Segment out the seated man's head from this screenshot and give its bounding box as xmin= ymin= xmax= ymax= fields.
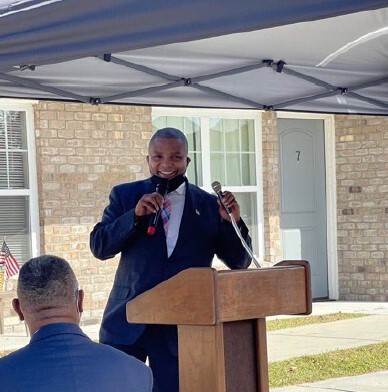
xmin=13 ymin=255 xmax=83 ymax=334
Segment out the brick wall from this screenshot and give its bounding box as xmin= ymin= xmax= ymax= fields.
xmin=34 ymin=102 xmax=152 ymax=326
xmin=262 ymin=112 xmax=282 ymax=266
xmin=335 ymin=115 xmax=388 ymax=301
xmin=0 ymin=102 xmax=153 ymax=333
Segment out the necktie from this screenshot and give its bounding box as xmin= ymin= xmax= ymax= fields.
xmin=161 ymin=194 xmax=172 ymax=235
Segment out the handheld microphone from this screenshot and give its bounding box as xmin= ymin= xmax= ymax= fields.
xmin=147 ymin=183 xmax=167 ymax=236
xmin=211 ymin=181 xmax=231 ymax=214
xmin=147 ymin=208 xmax=162 ymax=236
xmin=211 ymin=180 xmax=261 ymax=268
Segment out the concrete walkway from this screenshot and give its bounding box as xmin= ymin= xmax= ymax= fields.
xmin=268 ymin=314 xmax=387 ymax=361
xmin=1 ymin=301 xmax=388 ymax=391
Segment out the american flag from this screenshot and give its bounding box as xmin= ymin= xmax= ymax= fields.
xmin=0 ymin=240 xmax=21 ymax=278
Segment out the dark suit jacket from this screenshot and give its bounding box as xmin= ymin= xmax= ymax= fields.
xmin=90 ymin=178 xmax=252 ymax=347
xmin=0 ymin=323 xmax=153 ymax=392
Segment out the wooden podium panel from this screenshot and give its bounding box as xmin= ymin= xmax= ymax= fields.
xmin=126 ymin=260 xmax=311 ymax=326
xmin=178 ymin=319 xmax=270 ymax=392
xmin=126 ymin=267 xmax=217 ymax=325
xmin=126 ymin=260 xmax=311 ymax=392
xmin=178 ymin=324 xmax=226 ymax=392
xmin=216 ymin=263 xmax=310 ymax=321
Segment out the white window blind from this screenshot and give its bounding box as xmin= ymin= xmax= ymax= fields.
xmin=0 ymin=108 xmax=33 ymax=266
xmin=0 ymin=196 xmax=30 ymax=263
xmin=0 ymin=110 xmax=28 ymax=189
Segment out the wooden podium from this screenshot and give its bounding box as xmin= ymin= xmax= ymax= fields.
xmin=126 ymin=260 xmax=311 ymax=392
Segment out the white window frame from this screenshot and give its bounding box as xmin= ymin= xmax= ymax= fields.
xmin=152 ymin=106 xmax=264 ymax=261
xmin=0 ymin=99 xmax=40 ymax=260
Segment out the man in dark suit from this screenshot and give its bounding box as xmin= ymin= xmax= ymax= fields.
xmin=0 ymin=255 xmax=153 ymax=392
xmin=90 ymin=127 xmax=252 ymax=392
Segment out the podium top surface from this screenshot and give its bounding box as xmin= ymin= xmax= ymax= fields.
xmin=126 ymin=260 xmax=311 ymax=326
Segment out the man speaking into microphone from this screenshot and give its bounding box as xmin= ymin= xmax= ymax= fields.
xmin=90 ymin=127 xmax=252 ymax=392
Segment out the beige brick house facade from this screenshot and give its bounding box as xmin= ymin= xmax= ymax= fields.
xmin=1 ymin=101 xmax=387 ymax=333
xmin=335 ymin=115 xmax=388 ymax=301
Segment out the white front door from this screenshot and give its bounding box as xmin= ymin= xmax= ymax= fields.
xmin=278 ymin=118 xmax=328 ymax=299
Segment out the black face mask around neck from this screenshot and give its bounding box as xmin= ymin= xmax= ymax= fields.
xmin=150 ymin=174 xmax=186 ymax=194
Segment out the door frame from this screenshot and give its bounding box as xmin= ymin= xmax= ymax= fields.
xmin=277 ymin=112 xmax=338 ymax=299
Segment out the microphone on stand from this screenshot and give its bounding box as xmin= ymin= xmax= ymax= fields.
xmin=211 ymin=180 xmax=261 ymax=268
xmin=211 ymin=181 xmax=231 ymax=214
xmin=147 ymin=182 xmax=168 ymax=236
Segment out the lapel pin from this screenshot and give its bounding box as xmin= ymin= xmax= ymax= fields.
xmin=195 ymin=209 xmax=200 ymax=216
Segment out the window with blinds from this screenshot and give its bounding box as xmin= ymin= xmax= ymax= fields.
xmin=0 ymin=109 xmax=32 ymax=266
xmin=0 ymin=196 xmax=31 ymax=262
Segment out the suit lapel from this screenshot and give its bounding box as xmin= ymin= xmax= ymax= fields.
xmin=168 ymin=185 xmax=202 ymax=258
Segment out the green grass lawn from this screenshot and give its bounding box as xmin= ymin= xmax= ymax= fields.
xmin=269 ymin=342 xmax=388 ymax=387
xmin=267 ymin=312 xmax=388 ymax=387
xmin=266 ymin=312 xmax=367 ymax=331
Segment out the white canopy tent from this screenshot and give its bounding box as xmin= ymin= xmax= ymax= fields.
xmin=0 ymin=0 xmax=388 ymax=114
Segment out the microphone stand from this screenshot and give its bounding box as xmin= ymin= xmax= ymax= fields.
xmin=212 ymin=180 xmax=261 ymax=268
xmin=228 ymin=212 xmax=261 ymax=268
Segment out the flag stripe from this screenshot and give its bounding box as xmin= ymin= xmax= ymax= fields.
xmin=0 ymin=240 xmax=21 ymax=278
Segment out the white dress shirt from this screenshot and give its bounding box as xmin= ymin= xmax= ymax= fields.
xmin=165 ymin=182 xmax=186 ymax=257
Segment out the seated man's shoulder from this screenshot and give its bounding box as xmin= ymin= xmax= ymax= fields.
xmin=0 ymin=345 xmax=28 ymax=365
xmin=92 ymin=341 xmax=149 ymax=370
xmin=88 ymin=342 xmax=153 ymax=390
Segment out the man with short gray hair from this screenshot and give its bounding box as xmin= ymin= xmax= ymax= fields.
xmin=0 ymin=254 xmax=153 ymax=392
